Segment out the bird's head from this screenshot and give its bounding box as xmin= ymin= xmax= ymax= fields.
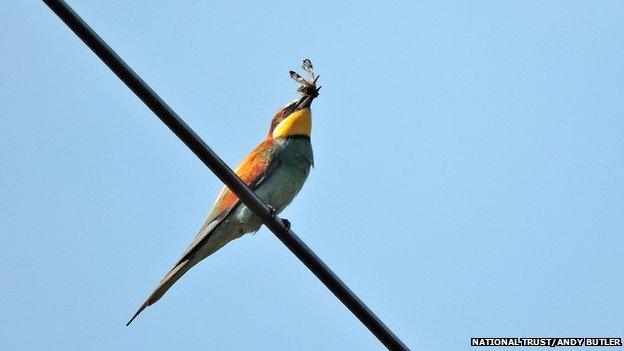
xmin=269 ymin=59 xmax=320 ymax=139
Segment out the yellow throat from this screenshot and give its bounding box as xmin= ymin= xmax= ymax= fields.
xmin=272 ymin=108 xmax=312 ymax=138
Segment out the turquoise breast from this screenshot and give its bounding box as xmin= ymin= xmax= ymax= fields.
xmin=233 ymin=136 xmax=313 ymax=226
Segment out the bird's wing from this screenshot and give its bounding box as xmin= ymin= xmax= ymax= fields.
xmin=177 ymin=138 xmax=278 ymax=261
xmin=126 ymin=139 xmax=279 ymax=326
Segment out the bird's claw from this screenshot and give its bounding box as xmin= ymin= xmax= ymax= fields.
xmin=281 ymin=218 xmax=291 ymax=230
xmin=267 ymin=205 xmax=291 ymax=230
xmin=267 ymin=205 xmax=278 ymax=217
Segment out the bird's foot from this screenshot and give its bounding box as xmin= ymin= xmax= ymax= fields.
xmin=267 ymin=205 xmax=278 ymax=217
xmin=267 ymin=205 xmax=291 ymax=230
xmin=282 ymin=218 xmax=291 ymax=230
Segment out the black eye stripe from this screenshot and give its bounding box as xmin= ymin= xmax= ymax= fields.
xmin=269 ymin=101 xmax=298 ymax=134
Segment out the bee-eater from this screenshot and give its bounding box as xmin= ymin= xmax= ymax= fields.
xmin=126 ymin=60 xmax=320 ymax=325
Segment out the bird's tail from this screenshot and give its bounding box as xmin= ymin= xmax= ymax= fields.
xmin=126 ymin=258 xmax=195 ymax=326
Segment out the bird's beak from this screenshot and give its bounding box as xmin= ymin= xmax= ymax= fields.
xmin=295 ymin=84 xmax=321 ymax=111
xmin=295 ymin=95 xmax=314 ymax=110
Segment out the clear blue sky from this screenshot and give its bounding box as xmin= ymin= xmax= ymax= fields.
xmin=1 ymin=1 xmax=623 ymax=350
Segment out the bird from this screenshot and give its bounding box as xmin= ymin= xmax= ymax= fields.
xmin=126 ymin=59 xmax=320 ymax=325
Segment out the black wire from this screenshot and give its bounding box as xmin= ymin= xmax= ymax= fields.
xmin=41 ymin=1 xmax=410 ymax=350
